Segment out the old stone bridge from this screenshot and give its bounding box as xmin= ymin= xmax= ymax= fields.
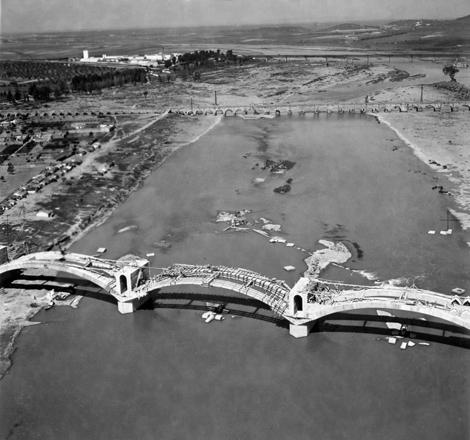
xmin=169 ymin=101 xmax=470 ymax=116
xmin=1 ymin=250 xmax=469 ymax=338
xmin=2 ymin=101 xmax=469 ymax=121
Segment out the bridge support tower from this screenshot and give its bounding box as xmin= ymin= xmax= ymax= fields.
xmin=114 ymin=259 xmax=149 ymax=296
xmin=114 ymin=257 xmax=150 ymax=314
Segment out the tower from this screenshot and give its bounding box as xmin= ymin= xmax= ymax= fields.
xmin=83 ymin=50 xmax=89 ymax=59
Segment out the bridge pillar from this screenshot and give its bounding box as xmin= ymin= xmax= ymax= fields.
xmin=289 ymin=321 xmax=315 ymax=338
xmin=117 ymin=295 xmax=150 ymax=314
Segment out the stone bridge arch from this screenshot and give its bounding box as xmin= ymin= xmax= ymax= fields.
xmin=224 ymin=109 xmax=234 ymax=116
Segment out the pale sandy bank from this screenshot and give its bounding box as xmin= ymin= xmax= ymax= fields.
xmin=373 ymin=111 xmax=470 ymax=229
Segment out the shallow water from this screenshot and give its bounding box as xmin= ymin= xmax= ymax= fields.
xmin=294 ymin=58 xmax=470 ymax=102
xmin=1 ymin=114 xmax=469 ymax=440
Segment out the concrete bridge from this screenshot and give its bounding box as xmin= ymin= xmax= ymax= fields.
xmin=287 ymin=278 xmax=470 ymax=337
xmin=1 ymin=250 xmax=469 ymax=338
xmin=169 ymin=101 xmax=470 ymax=117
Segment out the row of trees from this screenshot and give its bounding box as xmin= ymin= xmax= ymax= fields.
xmin=177 ymin=49 xmax=240 ymax=67
xmin=70 ymin=68 xmax=147 ymax=93
xmin=0 ymin=61 xmax=148 ymax=100
xmin=0 ymin=60 xmax=122 ymax=83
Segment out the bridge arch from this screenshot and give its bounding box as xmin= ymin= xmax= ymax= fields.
xmin=0 ymin=259 xmax=114 ymax=293
xmin=214 ymin=109 xmax=224 ymax=115
xmin=119 ymin=274 xmax=128 ymax=294
xmin=293 ymin=295 xmax=303 ymax=313
xmin=224 ymin=109 xmax=234 ymax=116
xmin=275 ymin=109 xmax=281 ymax=116
xmin=132 ymin=266 xmax=290 ymax=315
xmin=204 ymin=109 xmax=214 ymax=115
xmin=291 ymin=301 xmax=470 ymax=331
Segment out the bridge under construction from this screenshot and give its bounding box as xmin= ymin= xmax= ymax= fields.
xmin=0 ymin=248 xmax=469 ymax=338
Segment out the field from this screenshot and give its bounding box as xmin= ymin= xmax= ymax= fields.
xmin=1 ymin=15 xmax=469 ymax=61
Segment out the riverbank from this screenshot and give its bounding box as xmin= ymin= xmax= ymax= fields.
xmin=63 ymin=113 xmax=223 ymax=250
xmin=0 ymin=113 xmax=223 ymax=379
xmin=371 ymin=111 xmax=470 ymax=230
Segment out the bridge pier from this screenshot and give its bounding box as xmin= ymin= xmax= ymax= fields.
xmin=117 ymin=295 xmax=151 ymax=314
xmin=289 ymin=321 xmax=315 ymax=338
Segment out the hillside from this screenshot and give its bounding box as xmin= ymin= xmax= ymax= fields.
xmin=325 ymin=23 xmax=378 ymax=31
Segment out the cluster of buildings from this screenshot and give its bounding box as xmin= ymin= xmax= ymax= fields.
xmin=1 ymin=161 xmax=80 ymax=214
xmin=76 ymin=50 xmax=183 ymax=67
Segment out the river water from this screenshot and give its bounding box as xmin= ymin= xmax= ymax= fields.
xmin=1 ymin=114 xmax=469 ymax=440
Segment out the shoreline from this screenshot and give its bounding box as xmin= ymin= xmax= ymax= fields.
xmin=65 ymin=114 xmax=224 ymax=251
xmin=370 ymin=111 xmax=470 ymax=230
xmin=0 ymin=113 xmax=224 ymax=380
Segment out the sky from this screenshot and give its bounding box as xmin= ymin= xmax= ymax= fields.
xmin=1 ymin=0 xmax=469 ymax=34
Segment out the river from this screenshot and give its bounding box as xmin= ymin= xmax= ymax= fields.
xmin=0 ymin=114 xmax=469 ymax=440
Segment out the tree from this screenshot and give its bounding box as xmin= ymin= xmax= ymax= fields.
xmin=164 ymin=60 xmax=172 ymax=69
xmin=443 ymin=64 xmax=459 ymax=82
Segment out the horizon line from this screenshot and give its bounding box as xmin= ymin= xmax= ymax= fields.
xmin=1 ymin=14 xmax=467 ymax=37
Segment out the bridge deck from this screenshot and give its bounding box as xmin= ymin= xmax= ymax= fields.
xmin=128 ymin=264 xmax=290 ymax=315
xmin=289 ymin=278 xmax=470 ymax=329
xmin=2 ymin=253 xmax=469 ymax=331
